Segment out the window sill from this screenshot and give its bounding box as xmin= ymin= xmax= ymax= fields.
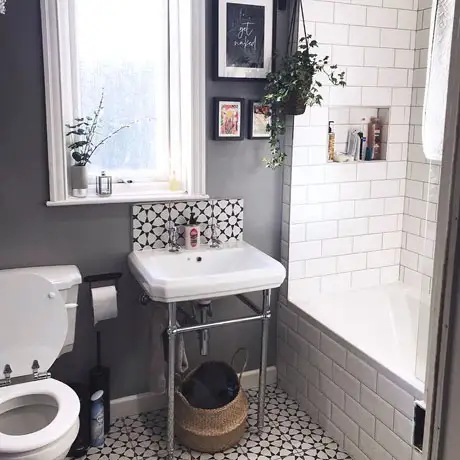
xmin=46 ymin=192 xmax=209 ymax=207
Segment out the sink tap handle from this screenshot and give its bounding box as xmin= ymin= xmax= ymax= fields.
xmin=168 ymin=224 xmax=181 ymax=252
xmin=3 ymin=364 xmax=12 ymax=379
xmin=209 ymin=223 xmax=221 ymax=249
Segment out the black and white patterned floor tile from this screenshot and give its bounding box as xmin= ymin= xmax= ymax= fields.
xmin=72 ymin=386 xmax=351 ymax=460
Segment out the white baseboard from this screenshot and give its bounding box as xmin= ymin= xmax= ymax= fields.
xmin=110 ymin=366 xmax=277 ymax=422
xmin=239 ymin=366 xmax=277 ymax=390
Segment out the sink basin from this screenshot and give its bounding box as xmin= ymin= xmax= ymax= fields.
xmin=128 ymin=241 xmax=286 ymax=302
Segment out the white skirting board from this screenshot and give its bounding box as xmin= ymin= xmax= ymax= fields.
xmin=110 ymin=366 xmax=277 ymax=422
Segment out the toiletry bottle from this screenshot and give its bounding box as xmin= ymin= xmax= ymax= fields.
xmin=357 ymin=131 xmax=364 ymax=160
xmin=90 ymin=390 xmax=105 ymax=447
xmin=169 ymin=170 xmax=181 ymax=191
xmin=368 ymin=118 xmax=375 ymax=159
xmin=358 ymin=118 xmax=366 ymax=161
xmin=185 ymin=213 xmax=201 ymax=250
xmin=328 ymin=121 xmax=335 ymax=161
xmin=373 ymin=117 xmax=382 ymax=160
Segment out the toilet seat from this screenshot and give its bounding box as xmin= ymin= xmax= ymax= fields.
xmin=0 ymin=379 xmax=80 ymax=454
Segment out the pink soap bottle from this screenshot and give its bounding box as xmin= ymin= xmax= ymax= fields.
xmin=184 ymin=213 xmax=201 ymax=250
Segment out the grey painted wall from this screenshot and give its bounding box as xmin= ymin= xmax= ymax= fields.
xmin=0 ymin=1 xmax=287 ymax=398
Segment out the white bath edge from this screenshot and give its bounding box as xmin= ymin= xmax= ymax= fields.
xmin=110 ymin=366 xmax=278 ymax=422
xmin=288 ymin=299 xmax=424 ymax=400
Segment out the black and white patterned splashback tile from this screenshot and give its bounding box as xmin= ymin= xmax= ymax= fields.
xmin=132 ymin=199 xmax=244 ymax=251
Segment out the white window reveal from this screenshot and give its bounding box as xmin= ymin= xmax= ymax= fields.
xmin=41 ymin=0 xmax=206 ymax=205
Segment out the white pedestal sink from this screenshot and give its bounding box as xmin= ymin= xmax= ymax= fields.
xmin=128 ymin=240 xmax=286 ymax=460
xmin=128 ymin=240 xmax=286 ymax=303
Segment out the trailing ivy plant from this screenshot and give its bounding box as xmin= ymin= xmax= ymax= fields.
xmin=66 ymin=92 xmax=133 ymax=166
xmin=262 ymin=35 xmax=346 ymax=169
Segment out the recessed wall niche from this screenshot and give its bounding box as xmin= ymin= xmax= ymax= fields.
xmin=329 ymin=106 xmax=390 ymax=161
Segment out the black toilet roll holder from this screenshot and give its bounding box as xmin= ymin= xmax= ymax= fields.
xmin=84 ymin=272 xmax=122 ymax=434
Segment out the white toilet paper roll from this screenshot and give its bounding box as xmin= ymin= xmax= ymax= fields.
xmin=91 ymin=285 xmax=118 ymax=326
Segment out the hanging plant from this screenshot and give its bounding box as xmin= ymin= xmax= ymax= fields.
xmin=262 ymin=2 xmax=346 ymax=169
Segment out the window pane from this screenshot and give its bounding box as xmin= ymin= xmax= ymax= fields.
xmin=73 ymin=0 xmax=169 ymax=179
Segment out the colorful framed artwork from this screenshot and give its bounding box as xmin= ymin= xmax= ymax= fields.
xmin=214 ymin=98 xmax=245 ymax=140
xmin=215 ymin=0 xmax=274 ymax=80
xmin=248 ymin=101 xmax=271 ymax=139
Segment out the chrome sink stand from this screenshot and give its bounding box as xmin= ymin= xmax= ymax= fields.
xmin=165 ymin=289 xmax=271 ymax=460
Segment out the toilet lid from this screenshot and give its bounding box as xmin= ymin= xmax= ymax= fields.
xmin=0 ymin=273 xmax=67 ymax=379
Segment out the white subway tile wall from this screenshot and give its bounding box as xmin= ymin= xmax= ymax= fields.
xmin=278 ymin=303 xmax=423 ymax=460
xmin=287 ymin=0 xmax=439 ymax=299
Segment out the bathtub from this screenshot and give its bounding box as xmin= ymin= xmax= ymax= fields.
xmin=277 ymin=282 xmax=427 ymax=460
xmin=290 ymin=282 xmax=429 ymax=392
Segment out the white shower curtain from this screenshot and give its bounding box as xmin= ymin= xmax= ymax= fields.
xmin=422 ymin=0 xmax=455 ymax=161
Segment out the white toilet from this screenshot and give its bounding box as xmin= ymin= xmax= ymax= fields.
xmin=0 ymin=266 xmax=82 ymax=460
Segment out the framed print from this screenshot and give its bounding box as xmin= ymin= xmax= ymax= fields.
xmin=216 ymin=0 xmax=274 ymax=80
xmin=214 ymin=98 xmax=245 ymax=140
xmin=248 ymin=101 xmax=271 ymax=139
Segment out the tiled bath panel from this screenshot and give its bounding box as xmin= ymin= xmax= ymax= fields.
xmin=278 ymin=302 xmax=423 ymax=460
xmin=74 ymin=386 xmax=352 ymax=460
xmin=132 ymin=199 xmax=244 ymax=251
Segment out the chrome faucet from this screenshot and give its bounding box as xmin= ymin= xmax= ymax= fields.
xmin=208 ymin=199 xmax=221 ymax=249
xmin=209 ymin=223 xmax=221 ymax=249
xmin=168 ymin=224 xmax=181 ymax=253
xmin=0 ymin=364 xmax=12 ymax=387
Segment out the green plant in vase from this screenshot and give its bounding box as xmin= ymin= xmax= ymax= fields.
xmin=66 ymin=92 xmax=133 ymax=197
xmin=262 ymin=35 xmax=346 ymax=169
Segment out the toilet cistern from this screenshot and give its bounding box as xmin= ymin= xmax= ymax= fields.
xmin=0 ymin=266 xmax=82 ymax=460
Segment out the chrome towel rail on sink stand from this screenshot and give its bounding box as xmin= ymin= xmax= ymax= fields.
xmin=164 ymin=290 xmax=271 ymax=460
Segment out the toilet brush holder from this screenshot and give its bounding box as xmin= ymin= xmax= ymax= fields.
xmin=90 ymin=331 xmax=110 ymax=434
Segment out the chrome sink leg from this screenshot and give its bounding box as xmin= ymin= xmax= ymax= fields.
xmin=198 ymin=300 xmax=212 ymax=356
xmin=258 ymin=289 xmax=271 ymax=431
xmin=167 ymin=302 xmax=177 ymax=460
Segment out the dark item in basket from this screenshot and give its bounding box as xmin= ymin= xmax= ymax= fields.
xmin=175 ymin=349 xmax=249 ymax=453
xmin=181 ymin=362 xmax=239 ymax=409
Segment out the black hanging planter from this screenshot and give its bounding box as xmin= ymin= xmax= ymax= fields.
xmin=261 ymin=0 xmax=346 ymax=168
xmin=282 ymin=92 xmax=308 ymax=116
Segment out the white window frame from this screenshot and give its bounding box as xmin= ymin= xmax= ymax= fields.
xmin=41 ymin=0 xmax=206 ymax=206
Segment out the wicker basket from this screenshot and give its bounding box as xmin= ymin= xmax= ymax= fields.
xmin=175 ymin=350 xmax=249 ymax=453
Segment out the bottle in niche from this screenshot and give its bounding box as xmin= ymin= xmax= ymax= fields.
xmin=328 ymin=121 xmax=335 ymax=161
xmin=368 ymin=117 xmax=382 ymax=160
xmin=185 ymin=213 xmax=201 ymax=250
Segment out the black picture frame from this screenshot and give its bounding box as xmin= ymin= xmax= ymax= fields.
xmin=213 ymin=97 xmax=245 ymax=141
xmin=214 ymin=0 xmax=275 ymax=81
xmin=248 ymin=100 xmax=271 ymax=139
